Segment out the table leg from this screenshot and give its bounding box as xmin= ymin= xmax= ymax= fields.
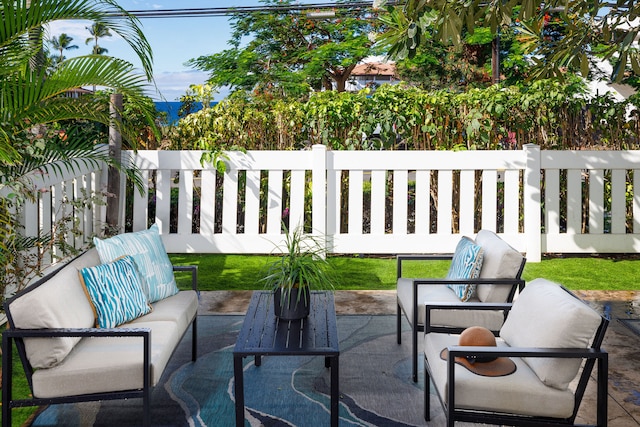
xmin=233 ymin=355 xmax=245 ymax=427
xmin=331 ymin=355 xmax=339 ymax=427
xmin=255 ymin=355 xmax=261 ymax=367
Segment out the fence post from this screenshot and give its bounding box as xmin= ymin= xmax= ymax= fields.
xmin=312 ymin=145 xmax=328 ymax=253
xmin=524 ymin=144 xmax=541 ymax=262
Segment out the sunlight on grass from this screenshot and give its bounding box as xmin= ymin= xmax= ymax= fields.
xmin=170 ymin=254 xmax=640 ymax=291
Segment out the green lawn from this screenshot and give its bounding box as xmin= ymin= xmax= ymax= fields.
xmin=169 ymin=253 xmax=640 ymax=292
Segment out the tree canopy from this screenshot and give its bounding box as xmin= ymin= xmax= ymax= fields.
xmin=375 ymin=0 xmax=640 ymax=82
xmin=187 ymin=0 xmax=384 ymax=97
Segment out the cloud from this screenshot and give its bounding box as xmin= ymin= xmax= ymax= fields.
xmin=151 ymin=70 xmax=209 ymax=101
xmin=45 ymin=20 xmax=123 ymax=46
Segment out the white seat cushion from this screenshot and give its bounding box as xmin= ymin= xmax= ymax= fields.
xmin=128 ymin=290 xmax=198 ymax=331
xmin=397 ymin=278 xmax=506 ymax=331
xmin=475 ymin=230 xmax=524 ymax=302
xmin=425 ymin=332 xmax=576 ymax=419
xmin=31 ymin=320 xmax=184 ymax=398
xmin=500 ymin=279 xmax=603 ymax=390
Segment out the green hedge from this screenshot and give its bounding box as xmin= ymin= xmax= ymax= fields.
xmin=170 ymin=81 xmax=640 ymax=152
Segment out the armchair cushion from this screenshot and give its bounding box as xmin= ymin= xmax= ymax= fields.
xmin=474 ymin=230 xmax=524 ymax=302
xmin=425 ymin=332 xmax=576 ymax=418
xmin=499 ymin=279 xmax=602 ymax=390
xmin=445 ymin=237 xmax=484 ymax=302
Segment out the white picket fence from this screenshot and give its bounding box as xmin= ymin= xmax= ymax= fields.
xmin=18 ymin=145 xmax=640 ymax=263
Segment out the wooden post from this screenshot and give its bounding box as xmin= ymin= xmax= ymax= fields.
xmin=106 ymin=93 xmax=123 ymax=233
xmin=492 ymin=35 xmax=500 ymax=84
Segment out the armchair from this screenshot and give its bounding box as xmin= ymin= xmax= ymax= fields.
xmin=397 ymin=229 xmax=525 ymax=382
xmin=424 ymin=279 xmax=609 ymax=426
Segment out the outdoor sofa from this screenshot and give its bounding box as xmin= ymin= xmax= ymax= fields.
xmin=2 ymin=224 xmax=198 ymax=427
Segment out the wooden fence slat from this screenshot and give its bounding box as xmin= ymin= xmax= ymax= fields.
xmin=459 ymin=170 xmax=475 ymax=235
xmin=481 ymin=170 xmax=497 ymax=231
xmin=393 ymin=170 xmax=408 ymax=235
xmin=589 ymin=169 xmax=604 ymax=234
xmin=611 ymin=169 xmax=626 ymax=234
xmin=437 ymin=170 xmax=453 ymax=235
xmin=348 ymin=170 xmax=364 ymax=234
xmin=414 ymin=170 xmax=430 ymax=234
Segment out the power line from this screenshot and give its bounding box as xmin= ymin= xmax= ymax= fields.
xmin=105 ymin=1 xmax=400 ymax=19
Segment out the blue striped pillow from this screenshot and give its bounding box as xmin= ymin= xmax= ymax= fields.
xmin=446 ymin=236 xmax=484 ymax=301
xmin=94 ymin=224 xmax=178 ymax=303
xmin=79 ymin=256 xmax=152 ymax=328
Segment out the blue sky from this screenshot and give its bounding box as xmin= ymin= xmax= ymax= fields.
xmin=47 ymin=1 xmax=336 ymax=101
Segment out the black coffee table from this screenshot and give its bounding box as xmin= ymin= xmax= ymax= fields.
xmin=233 ymin=290 xmax=340 ymax=426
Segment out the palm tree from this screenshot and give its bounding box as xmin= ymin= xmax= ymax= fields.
xmin=0 ymin=0 xmax=156 ymax=305
xmin=85 ymin=21 xmax=112 ymax=55
xmin=49 ymin=32 xmax=79 ymax=64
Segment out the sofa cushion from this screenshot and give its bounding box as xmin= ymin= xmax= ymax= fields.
xmin=445 ymin=236 xmax=484 ymax=302
xmin=425 ymin=332 xmax=576 ymax=418
xmin=31 ymin=320 xmax=183 ymax=398
xmin=397 ymin=279 xmax=506 ymax=331
xmin=8 ymin=250 xmax=99 ymax=369
xmin=499 ymin=279 xmax=602 ymax=390
xmin=128 ymin=290 xmax=198 ymax=332
xmin=94 ymin=224 xmax=178 ymax=303
xmin=475 ymin=230 xmax=524 ymax=302
xmin=79 ymin=256 xmax=152 ymax=328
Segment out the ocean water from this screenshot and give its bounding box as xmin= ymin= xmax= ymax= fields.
xmin=154 ymin=101 xmax=217 ymax=124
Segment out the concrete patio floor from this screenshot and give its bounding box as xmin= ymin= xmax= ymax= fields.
xmin=199 ymin=289 xmax=640 ymax=426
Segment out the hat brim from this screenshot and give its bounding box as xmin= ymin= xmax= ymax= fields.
xmin=440 ymin=348 xmax=517 ymax=377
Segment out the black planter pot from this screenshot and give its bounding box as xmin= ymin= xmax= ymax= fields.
xmin=274 ymin=287 xmax=310 ymax=320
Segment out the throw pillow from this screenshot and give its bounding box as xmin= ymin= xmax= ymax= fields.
xmin=79 ymin=256 xmax=152 ymax=328
xmin=94 ymin=223 xmax=178 ymax=303
xmin=445 ymin=236 xmax=484 ymax=301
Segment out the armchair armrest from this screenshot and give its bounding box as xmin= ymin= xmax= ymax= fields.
xmin=173 ymin=265 xmax=198 ymax=291
xmin=425 ymin=301 xmax=513 ymax=334
xmin=443 ymin=345 xmax=608 ymax=425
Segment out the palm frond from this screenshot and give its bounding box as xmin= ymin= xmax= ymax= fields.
xmin=8 ymin=94 xmax=149 ymax=147
xmin=0 ymin=0 xmax=153 ymax=79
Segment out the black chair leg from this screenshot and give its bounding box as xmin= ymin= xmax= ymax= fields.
xmin=424 ymin=359 xmax=431 ymax=421
xmin=412 ymin=328 xmax=418 ymax=382
xmin=397 ymin=303 xmax=402 ymax=345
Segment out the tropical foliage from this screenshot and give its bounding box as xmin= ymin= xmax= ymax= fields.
xmin=187 ymin=0 xmax=384 ymax=97
xmin=375 ymin=0 xmax=640 ymax=82
xmin=170 ymin=80 xmax=640 ymax=153
xmin=48 ymin=32 xmax=79 ymax=65
xmin=0 ymin=0 xmax=156 ymax=305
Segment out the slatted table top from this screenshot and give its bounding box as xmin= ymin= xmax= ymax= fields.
xmin=233 ymin=291 xmax=339 ymax=357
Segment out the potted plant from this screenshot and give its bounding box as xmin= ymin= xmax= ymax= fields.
xmin=261 ymin=225 xmax=335 ymax=320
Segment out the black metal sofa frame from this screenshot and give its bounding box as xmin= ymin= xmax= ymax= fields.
xmin=2 ymin=261 xmax=199 ymax=427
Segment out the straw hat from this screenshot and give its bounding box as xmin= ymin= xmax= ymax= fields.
xmin=440 ymin=326 xmax=516 ymax=377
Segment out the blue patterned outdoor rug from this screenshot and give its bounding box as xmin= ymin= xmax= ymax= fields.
xmin=619 ymin=318 xmax=640 ymax=338
xmin=30 ymin=315 xmax=441 ymax=426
